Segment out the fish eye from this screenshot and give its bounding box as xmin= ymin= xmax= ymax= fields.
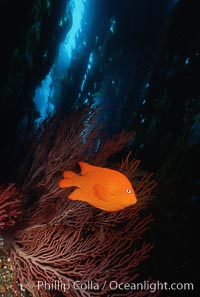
xmin=126 ymin=189 xmax=131 ymax=194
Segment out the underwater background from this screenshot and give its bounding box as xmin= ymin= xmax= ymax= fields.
xmin=0 ymin=0 xmax=199 ymax=296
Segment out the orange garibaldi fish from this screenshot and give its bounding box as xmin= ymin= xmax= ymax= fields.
xmin=59 ymin=161 xmax=137 ymax=212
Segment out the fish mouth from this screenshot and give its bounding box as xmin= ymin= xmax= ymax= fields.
xmin=117 ymin=196 xmax=137 ymax=207
xmin=132 ymin=196 xmax=137 ymax=205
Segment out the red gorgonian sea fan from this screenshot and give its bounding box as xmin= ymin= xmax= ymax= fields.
xmin=0 ymin=184 xmax=23 ymax=233
xmin=3 ymin=106 xmax=157 ymax=297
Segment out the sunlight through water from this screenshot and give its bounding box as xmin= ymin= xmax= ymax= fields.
xmin=33 ymin=0 xmax=87 ymax=125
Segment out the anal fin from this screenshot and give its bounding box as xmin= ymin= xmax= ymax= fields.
xmin=68 ymin=188 xmax=84 ymax=201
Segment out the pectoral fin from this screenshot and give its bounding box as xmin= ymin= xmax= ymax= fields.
xmin=93 ymin=184 xmax=108 ymax=202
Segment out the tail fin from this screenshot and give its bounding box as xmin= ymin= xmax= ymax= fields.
xmin=58 ymin=171 xmax=79 ymax=188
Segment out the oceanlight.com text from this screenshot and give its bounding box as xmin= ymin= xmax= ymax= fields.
xmin=34 ymin=280 xmax=195 ymax=293
xmin=108 ymin=280 xmax=194 ymax=292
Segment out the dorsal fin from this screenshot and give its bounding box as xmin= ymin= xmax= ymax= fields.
xmin=78 ymin=161 xmax=95 ymax=175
